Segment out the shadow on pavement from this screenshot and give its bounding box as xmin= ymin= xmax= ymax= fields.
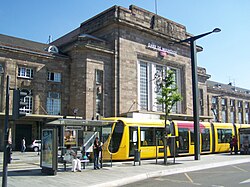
xmin=0 ymin=169 xmax=46 ymax=177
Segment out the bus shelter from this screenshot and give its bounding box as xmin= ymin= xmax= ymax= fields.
xmin=40 ymin=118 xmax=115 ymax=175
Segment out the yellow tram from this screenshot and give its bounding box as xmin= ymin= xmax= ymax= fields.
xmin=101 ymin=117 xmax=250 ymax=160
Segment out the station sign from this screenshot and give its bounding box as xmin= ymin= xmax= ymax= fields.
xmin=147 ymin=42 xmax=177 ymax=56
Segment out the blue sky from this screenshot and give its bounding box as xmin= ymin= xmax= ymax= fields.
xmin=1 ymin=0 xmax=250 ymax=89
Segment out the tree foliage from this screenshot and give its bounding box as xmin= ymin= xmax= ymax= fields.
xmin=157 ymin=69 xmax=183 ymax=129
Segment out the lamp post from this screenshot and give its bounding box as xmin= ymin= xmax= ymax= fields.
xmin=171 ymin=28 xmax=221 ymax=160
xmin=0 ymin=64 xmax=9 ymax=187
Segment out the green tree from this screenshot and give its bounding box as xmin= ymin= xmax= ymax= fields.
xmin=157 ymin=69 xmax=182 ymax=132
xmin=156 ymin=69 xmax=182 ymax=164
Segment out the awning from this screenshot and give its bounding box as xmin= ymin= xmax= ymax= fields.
xmin=46 ymin=118 xmax=116 ymax=127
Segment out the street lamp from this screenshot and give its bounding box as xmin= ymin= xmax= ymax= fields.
xmin=0 ymin=64 xmax=10 ymax=187
xmin=171 ymin=28 xmax=221 ymax=160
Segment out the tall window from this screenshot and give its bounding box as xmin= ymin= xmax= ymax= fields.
xmin=230 ymin=99 xmax=235 ymax=123
xmin=18 ymin=67 xmax=33 ymax=78
xmin=48 ymin=72 xmax=61 ymax=82
xmin=238 ymin=101 xmax=243 ymax=124
xmin=155 ymin=65 xmax=163 ymax=112
xmin=47 ymin=92 xmax=61 ymax=115
xmin=139 ymin=62 xmax=148 ymax=110
xmin=212 ymin=96 xmax=218 ymax=122
xmin=199 ymin=89 xmax=204 ymax=115
xmin=20 ymin=89 xmax=33 ymax=114
xmin=245 ymin=102 xmax=249 ymax=124
xmin=139 ymin=61 xmax=181 ymax=113
xmin=221 ymin=98 xmax=227 ymax=123
xmin=95 ymin=70 xmax=103 ymax=117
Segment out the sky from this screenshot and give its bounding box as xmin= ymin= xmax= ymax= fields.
xmin=1 ymin=0 xmax=250 ymax=89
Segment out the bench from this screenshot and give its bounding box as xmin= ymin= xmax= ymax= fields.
xmin=80 ymin=159 xmax=90 ymax=169
xmin=58 ymin=157 xmax=90 ymax=171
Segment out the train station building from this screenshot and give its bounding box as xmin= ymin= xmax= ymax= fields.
xmin=1 ymin=5 xmax=250 ymax=150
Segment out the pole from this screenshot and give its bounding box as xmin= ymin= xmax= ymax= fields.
xmin=172 ymin=28 xmax=221 ymax=161
xmin=2 ymin=75 xmax=9 ymax=187
xmin=190 ymin=41 xmax=200 ymax=160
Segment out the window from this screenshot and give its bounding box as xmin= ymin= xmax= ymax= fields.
xmin=46 ymin=92 xmax=61 ymax=115
xmin=230 ymin=99 xmax=235 ymax=123
xmin=96 ymin=70 xmax=103 ymax=84
xmin=139 ymin=61 xmax=182 ymax=113
xmin=230 ymin=99 xmax=235 ymax=107
xmin=245 ymin=102 xmax=249 ymax=109
xmin=178 ymin=128 xmax=189 ymax=153
xmin=141 ymin=127 xmax=155 ymax=146
xmin=199 ymin=89 xmax=204 ymax=115
xmin=201 ymin=128 xmax=210 ymax=151
xmin=230 ymin=111 xmax=235 ymax=123
xmin=109 ymin=121 xmax=124 ymax=153
xmin=139 ymin=62 xmax=148 ymax=110
xmin=217 ymin=129 xmax=232 ymax=143
xmin=212 ymin=96 xmax=219 ymax=122
xmin=221 ymin=98 xmax=227 ymax=123
xmin=222 ymin=110 xmax=227 ymax=123
xmin=20 ymin=89 xmax=32 ymax=114
xmin=221 ymin=98 xmax=227 ymax=106
xmin=18 ymin=67 xmax=33 ymax=78
xmin=246 ymin=112 xmax=249 ymax=124
xmin=48 ymin=72 xmax=61 ymax=82
xmin=238 ymin=101 xmax=243 ymax=124
xmin=95 ymin=70 xmax=103 ymax=117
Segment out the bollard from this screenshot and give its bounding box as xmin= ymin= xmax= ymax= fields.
xmin=133 ymin=149 xmax=141 ymax=166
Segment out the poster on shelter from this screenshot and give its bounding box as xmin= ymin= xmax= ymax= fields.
xmin=41 ymin=129 xmax=53 ymax=168
xmin=64 ymin=130 xmax=77 ymax=146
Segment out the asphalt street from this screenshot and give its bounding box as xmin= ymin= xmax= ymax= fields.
xmin=122 ymin=162 xmax=250 ymax=187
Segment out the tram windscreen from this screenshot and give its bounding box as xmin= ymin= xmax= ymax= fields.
xmin=109 ymin=121 xmax=124 ymax=153
xmin=102 ymin=123 xmax=112 ymax=144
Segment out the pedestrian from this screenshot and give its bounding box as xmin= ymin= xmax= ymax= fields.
xmin=93 ymin=137 xmax=102 ymax=170
xmin=232 ymin=136 xmax=238 ymax=154
xmin=21 ymin=137 xmax=26 ymax=153
xmin=65 ymin=145 xmax=81 ymax=172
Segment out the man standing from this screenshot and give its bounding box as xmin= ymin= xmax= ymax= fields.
xmin=93 ymin=137 xmax=101 ymax=169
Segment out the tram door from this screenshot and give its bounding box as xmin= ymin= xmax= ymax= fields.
xmin=201 ymin=128 xmax=210 ymax=152
xmin=129 ymin=127 xmax=139 ymax=157
xmin=178 ymin=128 xmax=189 ymax=153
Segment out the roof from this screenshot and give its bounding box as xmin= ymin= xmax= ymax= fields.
xmin=0 ymin=34 xmax=49 ymax=53
xmin=0 ymin=34 xmax=68 ymax=58
xmin=207 ymin=80 xmax=250 ymax=95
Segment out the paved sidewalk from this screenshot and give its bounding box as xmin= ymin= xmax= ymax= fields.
xmin=1 ymin=152 xmax=250 ymax=187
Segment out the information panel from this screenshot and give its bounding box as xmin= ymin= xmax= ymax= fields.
xmin=41 ymin=129 xmax=53 ymax=168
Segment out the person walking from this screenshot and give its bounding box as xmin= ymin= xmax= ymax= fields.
xmin=21 ymin=137 xmax=26 ymax=153
xmin=232 ymin=136 xmax=238 ymax=154
xmin=93 ymin=137 xmax=101 ymax=170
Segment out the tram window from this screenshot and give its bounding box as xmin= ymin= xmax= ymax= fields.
xmin=217 ymin=129 xmax=232 ymax=143
xmin=201 ymin=128 xmax=210 ymax=151
xmin=109 ymin=121 xmax=124 ymax=153
xmin=156 ymin=128 xmax=164 ymax=146
xmin=141 ymin=127 xmax=155 ymax=146
xmin=178 ymin=128 xmax=189 ymax=149
xmin=102 ymin=124 xmax=112 ymax=143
